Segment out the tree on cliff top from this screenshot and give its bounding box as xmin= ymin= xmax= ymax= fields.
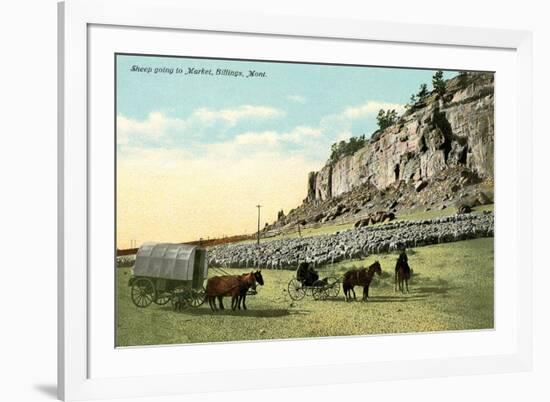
xmin=432 ymin=70 xmax=446 ymax=97
xmin=328 ymin=134 xmax=366 ymax=164
xmin=406 ymin=83 xmax=429 ymax=110
xmin=417 ymin=83 xmax=429 ymax=101
xmin=376 ymin=109 xmax=398 ymax=130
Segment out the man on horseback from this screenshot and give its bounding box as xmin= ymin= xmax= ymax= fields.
xmin=395 ymin=249 xmax=412 ymax=292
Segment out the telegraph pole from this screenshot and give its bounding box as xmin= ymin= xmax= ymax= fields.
xmin=256 ymin=204 xmax=262 ymax=245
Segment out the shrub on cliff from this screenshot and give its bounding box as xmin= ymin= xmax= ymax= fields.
xmin=328 ymin=135 xmax=367 ymax=164
xmin=417 ymin=83 xmax=429 ymax=101
xmin=376 ymin=109 xmax=398 ymax=130
xmin=406 ymin=84 xmax=429 ymax=111
xmin=432 ymin=70 xmax=446 ymax=97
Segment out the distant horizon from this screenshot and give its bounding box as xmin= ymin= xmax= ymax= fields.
xmin=116 ymin=54 xmax=458 ymax=249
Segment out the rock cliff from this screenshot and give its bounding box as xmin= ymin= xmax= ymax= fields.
xmin=306 ymin=72 xmax=494 ymax=202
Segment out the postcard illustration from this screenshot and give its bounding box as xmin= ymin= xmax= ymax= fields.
xmin=115 ymin=54 xmax=494 ymax=346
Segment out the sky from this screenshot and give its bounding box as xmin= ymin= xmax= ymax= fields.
xmin=116 ymin=54 xmax=457 ymax=248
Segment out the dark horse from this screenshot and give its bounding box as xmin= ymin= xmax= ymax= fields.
xmin=205 ymin=271 xmax=264 ymax=311
xmin=342 ymin=261 xmax=382 ymax=302
xmin=235 ymin=270 xmax=264 ymax=310
xmin=395 ymin=250 xmax=411 ymax=293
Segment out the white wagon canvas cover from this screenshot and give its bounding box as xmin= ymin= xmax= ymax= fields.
xmin=134 ymin=243 xmax=208 ymax=283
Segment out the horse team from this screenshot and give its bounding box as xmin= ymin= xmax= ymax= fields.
xmin=205 ymin=270 xmax=264 ymax=311
xmin=203 ymin=251 xmax=412 ymax=312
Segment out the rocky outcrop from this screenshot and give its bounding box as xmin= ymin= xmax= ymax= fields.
xmin=265 ymin=164 xmax=492 ymax=236
xmin=305 ymin=73 xmax=494 ymax=202
xmin=209 ymin=212 xmax=494 ymax=269
xmin=354 ymin=211 xmax=395 ymax=228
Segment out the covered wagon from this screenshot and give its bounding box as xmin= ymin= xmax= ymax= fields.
xmin=128 ymin=243 xmax=208 ymax=308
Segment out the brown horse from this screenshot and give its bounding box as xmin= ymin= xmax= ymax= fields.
xmin=206 ymin=271 xmax=263 ymax=311
xmin=395 ymin=258 xmax=411 ymax=293
xmin=206 ymin=274 xmax=251 ymax=311
xmin=342 ymin=261 xmax=382 ymax=302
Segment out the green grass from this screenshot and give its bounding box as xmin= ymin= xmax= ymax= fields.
xmin=116 ymin=237 xmax=494 ymax=347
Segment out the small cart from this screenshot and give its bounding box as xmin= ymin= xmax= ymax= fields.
xmin=287 ymin=275 xmax=340 ymax=301
xmin=128 ymin=243 xmax=208 ymax=308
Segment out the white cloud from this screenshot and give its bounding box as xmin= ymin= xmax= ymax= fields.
xmin=342 ymin=101 xmax=406 ymax=119
xmin=280 ymin=126 xmax=322 ymax=143
xmin=117 ymin=104 xmax=284 ymax=145
xmin=213 ymin=126 xmax=323 ymax=152
xmin=318 ymin=100 xmax=406 ymax=142
xmin=234 ymin=131 xmax=280 ymax=146
xmin=335 ymin=130 xmax=353 ymax=142
xmin=287 ymin=95 xmax=306 ymax=103
xmin=192 ymin=105 xmax=283 ymax=126
xmin=117 ymin=112 xmax=189 ymax=143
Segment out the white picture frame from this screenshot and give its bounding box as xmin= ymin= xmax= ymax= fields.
xmin=58 ymin=0 xmax=533 ymax=400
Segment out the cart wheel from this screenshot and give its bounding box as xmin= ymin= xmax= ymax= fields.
xmin=325 ymin=277 xmax=340 ymax=298
xmin=131 ymin=278 xmax=156 ymax=308
xmin=189 ymin=287 xmax=206 ymax=308
xmin=154 ymin=293 xmax=172 ymax=305
xmin=288 ymin=278 xmax=306 ymax=301
xmin=312 ymin=286 xmax=328 ymax=301
xmin=171 ymin=292 xmax=186 ymax=310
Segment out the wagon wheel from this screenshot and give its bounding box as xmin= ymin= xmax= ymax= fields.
xmin=131 ymin=278 xmax=156 ymax=308
xmin=312 ymin=286 xmax=328 ymax=301
xmin=189 ymin=287 xmax=206 ymax=308
xmin=288 ymin=278 xmax=306 ymax=301
xmin=171 ymin=291 xmax=187 ymax=310
xmin=154 ymin=292 xmax=172 ymax=305
xmin=325 ymin=276 xmax=340 ymax=298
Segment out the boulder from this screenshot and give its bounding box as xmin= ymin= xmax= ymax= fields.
xmin=312 ymin=213 xmax=325 ymax=222
xmin=456 ymin=204 xmax=472 ymax=214
xmin=476 ymin=191 xmax=492 ymax=205
xmin=415 ymin=180 xmax=428 ymax=192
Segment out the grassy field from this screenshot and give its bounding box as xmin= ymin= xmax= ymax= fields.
xmin=116 ymin=237 xmax=494 ymax=347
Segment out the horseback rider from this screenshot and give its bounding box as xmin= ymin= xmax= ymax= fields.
xmin=395 ymin=249 xmax=412 ymax=292
xmin=395 ymin=249 xmax=411 ymax=275
xmin=397 ymin=249 xmax=408 ymax=266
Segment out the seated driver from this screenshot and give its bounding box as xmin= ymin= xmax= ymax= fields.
xmin=296 ymin=262 xmax=309 ymax=284
xmin=297 ymin=262 xmax=320 ymax=286
xmin=307 ymin=264 xmax=319 ymax=286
